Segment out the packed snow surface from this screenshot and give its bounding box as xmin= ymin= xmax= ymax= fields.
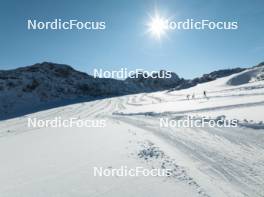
xmin=0 ymin=66 xmax=263 ymax=197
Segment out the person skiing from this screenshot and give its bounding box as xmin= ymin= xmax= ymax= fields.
xmin=192 ymin=93 xmax=195 ymax=99
xmin=186 ymin=94 xmax=190 ymax=100
xmin=203 ymin=90 xmax=209 ymax=99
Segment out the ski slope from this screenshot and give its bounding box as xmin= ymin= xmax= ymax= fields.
xmin=0 ymin=66 xmax=264 ymax=197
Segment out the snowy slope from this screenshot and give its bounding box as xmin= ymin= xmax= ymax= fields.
xmin=0 ymin=62 xmax=137 ymax=120
xmin=0 ymin=65 xmax=264 ymax=197
xmin=0 ymin=62 xmax=245 ymax=120
xmin=119 ymin=66 xmax=264 ymax=122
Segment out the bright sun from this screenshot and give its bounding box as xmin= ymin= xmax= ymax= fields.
xmin=147 ymin=13 xmax=168 ymax=39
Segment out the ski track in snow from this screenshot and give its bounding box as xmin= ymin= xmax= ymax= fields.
xmin=0 ymin=68 xmax=264 ymax=197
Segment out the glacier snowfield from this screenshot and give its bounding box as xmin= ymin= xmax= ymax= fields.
xmin=0 ymin=66 xmax=264 ymax=197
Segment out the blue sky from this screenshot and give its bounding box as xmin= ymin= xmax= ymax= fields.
xmin=0 ymin=0 xmax=263 ymax=78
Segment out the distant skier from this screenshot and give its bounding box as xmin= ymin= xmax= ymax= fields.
xmin=192 ymin=93 xmax=195 ymax=99
xmin=186 ymin=94 xmax=190 ymax=100
xmin=203 ymin=90 xmax=209 ymax=99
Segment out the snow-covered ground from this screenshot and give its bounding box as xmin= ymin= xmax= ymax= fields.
xmin=0 ymin=66 xmax=264 ymax=197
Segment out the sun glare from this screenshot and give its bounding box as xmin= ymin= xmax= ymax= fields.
xmin=147 ymin=13 xmax=168 ymax=39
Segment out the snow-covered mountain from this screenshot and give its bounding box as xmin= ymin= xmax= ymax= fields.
xmin=125 ymin=70 xmax=184 ymax=91
xmin=0 ymin=62 xmax=140 ymax=119
xmin=171 ymin=67 xmax=246 ymax=90
xmin=0 ymin=63 xmax=263 ymax=197
xmin=125 ymin=68 xmax=246 ymax=91
xmin=0 ymin=62 xmax=251 ymax=120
